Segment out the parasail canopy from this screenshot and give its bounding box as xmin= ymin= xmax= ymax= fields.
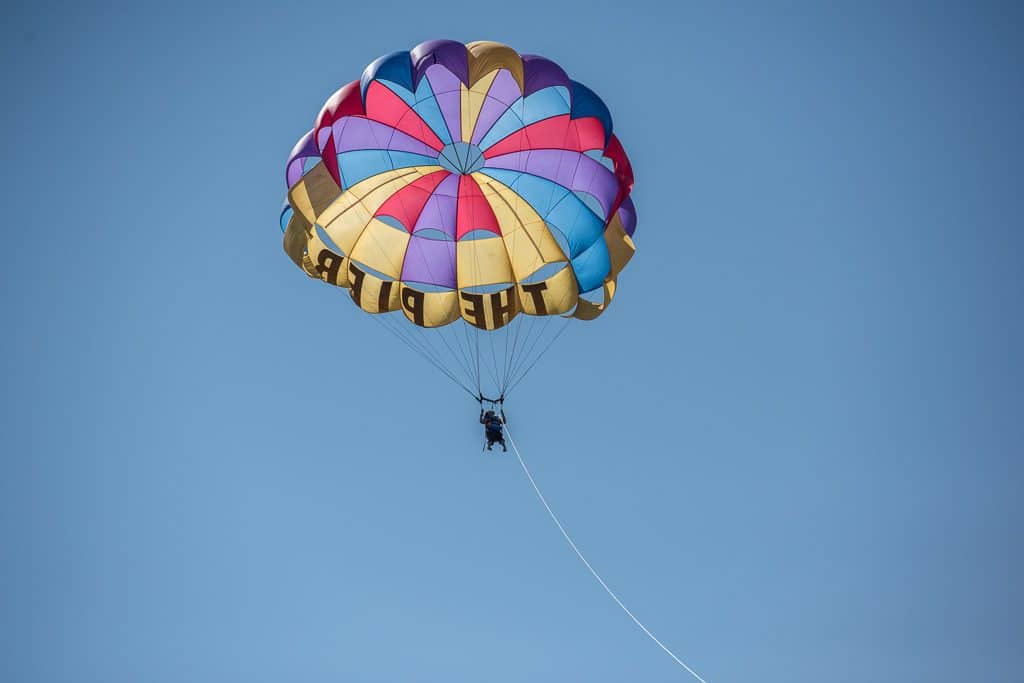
xmin=281 ymin=40 xmax=637 ymax=399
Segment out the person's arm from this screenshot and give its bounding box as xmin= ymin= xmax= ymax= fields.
xmin=500 ymin=409 xmax=506 ymax=424
xmin=480 ymin=410 xmax=486 ymax=424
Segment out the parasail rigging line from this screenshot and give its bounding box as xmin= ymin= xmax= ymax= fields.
xmin=370 ymin=314 xmax=478 ymax=400
xmin=505 ymin=318 xmax=570 ymax=395
xmin=503 ymin=426 xmax=708 ymax=683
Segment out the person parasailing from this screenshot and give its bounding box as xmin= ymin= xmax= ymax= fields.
xmin=480 ymin=406 xmax=507 ymax=452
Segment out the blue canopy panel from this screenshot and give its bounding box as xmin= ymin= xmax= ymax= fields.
xmin=477 ymin=168 xmax=605 ymax=258
xmin=337 ymin=150 xmax=439 ymax=188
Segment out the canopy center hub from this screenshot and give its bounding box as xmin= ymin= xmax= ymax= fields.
xmin=438 ymin=142 xmax=485 ymax=175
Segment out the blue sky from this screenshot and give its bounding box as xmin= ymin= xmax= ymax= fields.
xmin=2 ymin=2 xmax=1022 ymax=681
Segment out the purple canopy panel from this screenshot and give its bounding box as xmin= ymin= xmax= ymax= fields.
xmin=286 ymin=161 xmax=304 ymax=189
xmin=469 ymin=69 xmax=523 ymax=146
xmin=485 ymin=150 xmax=620 ymax=219
xmin=424 ymin=64 xmax=463 ymax=142
xmin=521 ymin=55 xmax=571 ymax=96
xmin=286 ymin=130 xmax=318 ymax=188
xmin=411 ymin=40 xmax=469 ymax=88
xmin=332 ymin=117 xmax=439 ymax=156
xmin=412 ymin=172 xmax=459 ymax=239
xmin=317 ymin=126 xmax=332 ymax=153
xmin=617 ymin=195 xmax=637 ymax=236
xmin=402 ymin=235 xmax=457 ymax=288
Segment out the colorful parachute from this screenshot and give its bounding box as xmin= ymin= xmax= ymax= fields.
xmin=281 ymin=40 xmax=637 ymax=399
